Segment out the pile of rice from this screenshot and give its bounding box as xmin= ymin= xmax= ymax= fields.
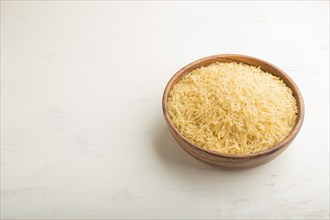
xmin=167 ymin=62 xmax=298 ymax=155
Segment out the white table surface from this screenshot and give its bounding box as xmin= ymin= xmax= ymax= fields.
xmin=1 ymin=1 xmax=329 ymax=219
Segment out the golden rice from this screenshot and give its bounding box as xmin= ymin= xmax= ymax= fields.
xmin=168 ymin=62 xmax=298 ymax=155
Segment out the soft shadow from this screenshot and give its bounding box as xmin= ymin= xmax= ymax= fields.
xmin=153 ymin=124 xmax=211 ymax=170
xmin=154 ymin=125 xmax=243 ymax=172
xmin=152 ymin=118 xmax=274 ymax=186
xmin=152 ymin=119 xmax=292 ymax=196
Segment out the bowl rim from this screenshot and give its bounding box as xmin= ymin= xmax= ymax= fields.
xmin=162 ymin=54 xmax=305 ymax=159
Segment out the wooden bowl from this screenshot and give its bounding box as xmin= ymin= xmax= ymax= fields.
xmin=162 ymin=54 xmax=304 ymax=169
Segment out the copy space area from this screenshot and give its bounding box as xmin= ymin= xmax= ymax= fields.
xmin=1 ymin=1 xmax=329 ymax=219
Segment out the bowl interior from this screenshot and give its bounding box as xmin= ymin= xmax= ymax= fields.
xmin=162 ymin=54 xmax=305 ymax=158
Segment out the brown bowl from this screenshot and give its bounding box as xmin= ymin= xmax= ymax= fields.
xmin=162 ymin=54 xmax=304 ymax=169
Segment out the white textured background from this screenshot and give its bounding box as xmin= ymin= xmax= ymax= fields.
xmin=1 ymin=1 xmax=329 ymax=219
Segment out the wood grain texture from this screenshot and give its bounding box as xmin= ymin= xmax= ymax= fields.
xmin=163 ymin=54 xmax=305 ymax=169
xmin=2 ymin=1 xmax=328 ymax=219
